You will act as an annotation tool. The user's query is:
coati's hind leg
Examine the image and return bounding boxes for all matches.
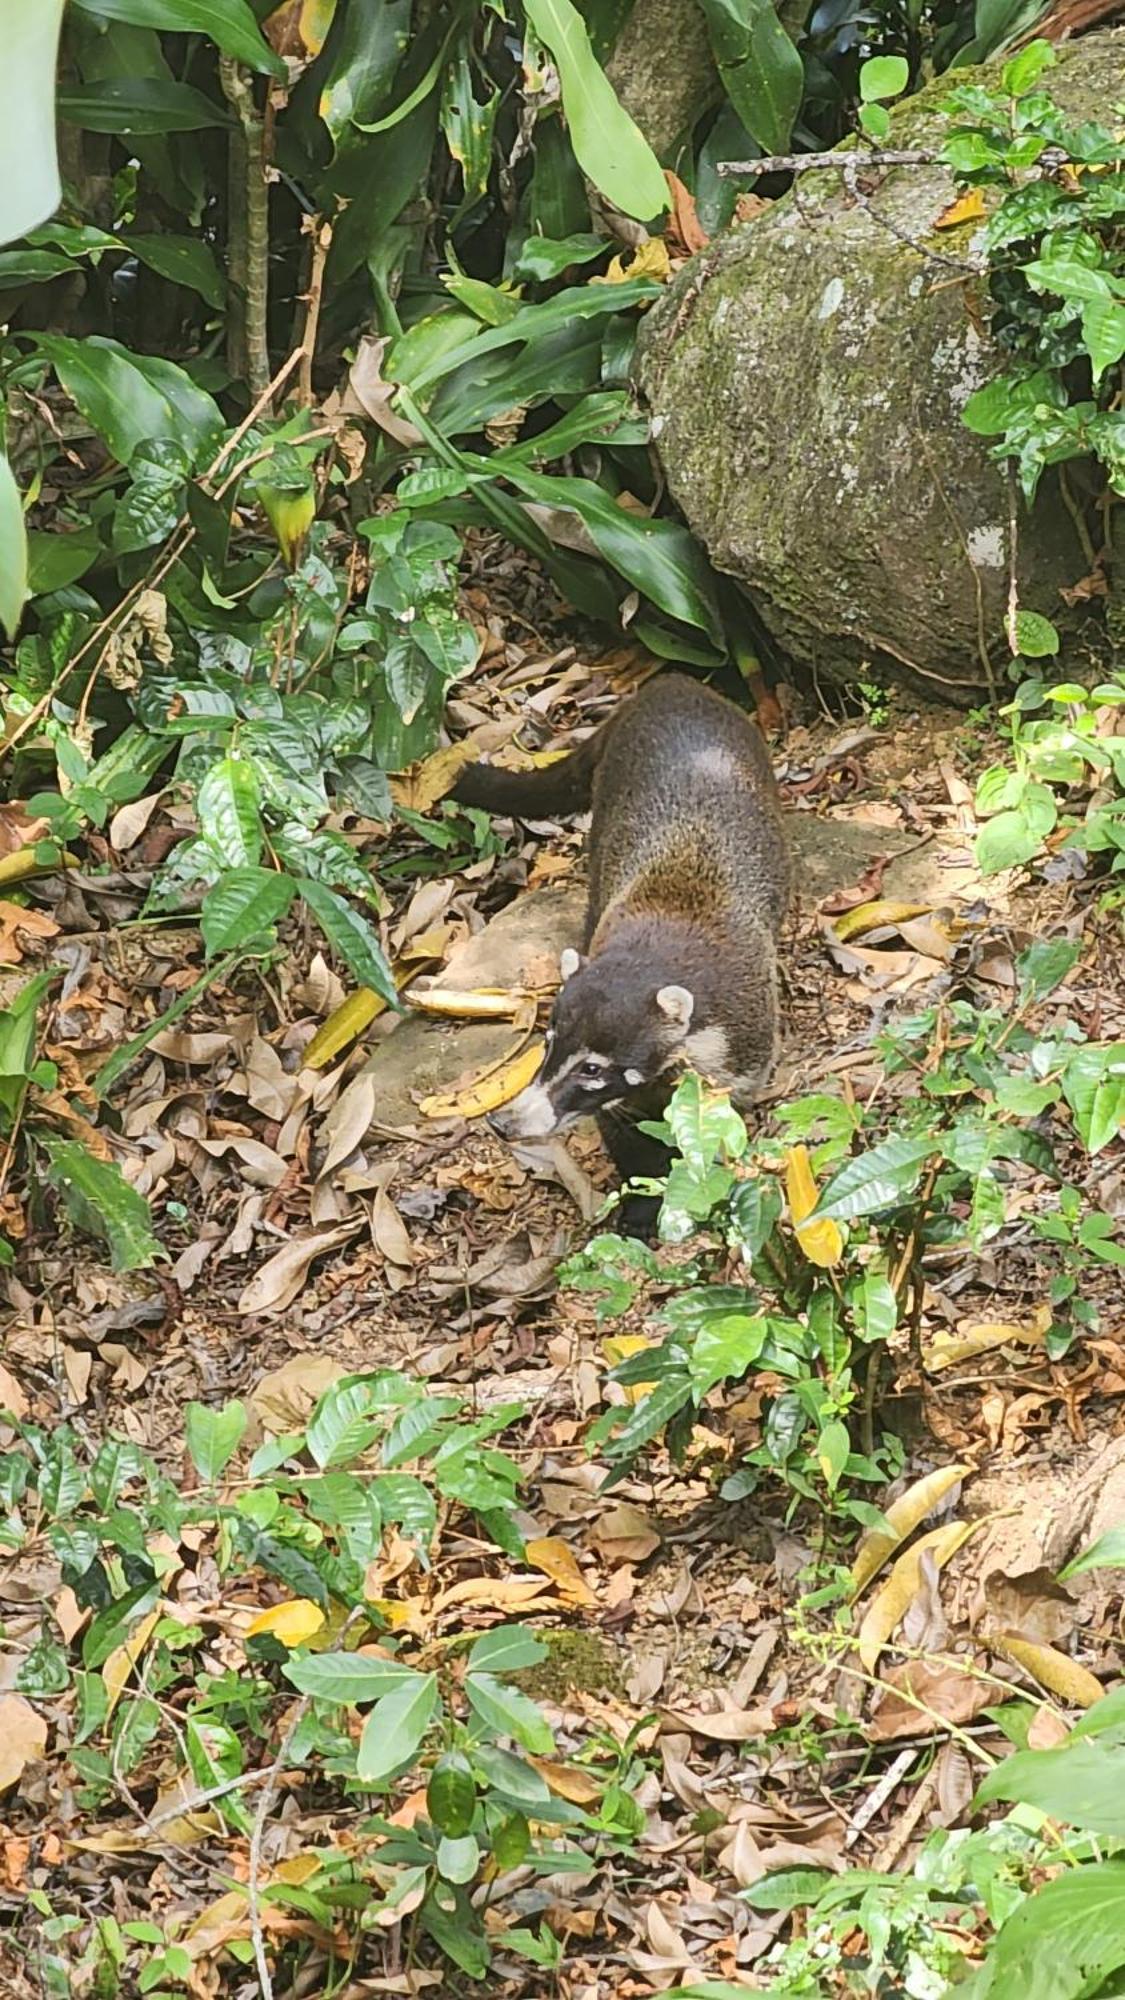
[596,1109,670,1240]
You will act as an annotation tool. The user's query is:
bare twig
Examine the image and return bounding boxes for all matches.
[718,146,940,179]
[1006,465,1021,655]
[248,1696,310,2000]
[297,215,333,409]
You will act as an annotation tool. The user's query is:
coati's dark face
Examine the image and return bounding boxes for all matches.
[489,947,702,1142]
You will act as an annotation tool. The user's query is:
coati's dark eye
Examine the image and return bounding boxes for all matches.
[579,1060,606,1083]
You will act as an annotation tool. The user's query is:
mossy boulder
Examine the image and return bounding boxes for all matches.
[635,32,1123,701]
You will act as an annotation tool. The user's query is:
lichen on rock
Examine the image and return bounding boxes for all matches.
[635,30,1124,700]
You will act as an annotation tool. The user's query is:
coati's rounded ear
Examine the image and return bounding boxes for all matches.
[559,947,582,981]
[656,984,695,1031]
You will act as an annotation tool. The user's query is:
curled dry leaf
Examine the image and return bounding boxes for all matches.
[0,1695,48,1792]
[525,1535,597,1608]
[924,1307,1050,1372]
[992,1632,1103,1709]
[318,1072,377,1178]
[857,1520,977,1673]
[589,1501,661,1566]
[832,898,931,943]
[528,1757,602,1805]
[409,987,532,1020]
[419,1036,545,1120]
[851,1463,971,1599]
[867,1658,994,1742]
[237,1222,361,1316]
[659,1702,776,1743]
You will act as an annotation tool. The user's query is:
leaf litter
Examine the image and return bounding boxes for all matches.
[3,579,1125,1996]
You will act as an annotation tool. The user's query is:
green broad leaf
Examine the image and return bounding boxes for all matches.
[121,233,227,309]
[40,1136,159,1271]
[306,1382,383,1470]
[467,1626,548,1676]
[316,0,412,144]
[298,880,398,1008]
[428,1750,477,1837]
[854,1272,897,1343]
[304,1471,383,1566]
[0,0,64,244]
[1016,937,1079,1000]
[814,1134,937,1223]
[465,1672,555,1754]
[1023,258,1114,302]
[666,1072,748,1176]
[498,462,724,643]
[698,0,804,156]
[604,1372,694,1461]
[35,334,223,467]
[689,1312,769,1396]
[436,1832,480,1884]
[26,525,101,594]
[371,1473,437,1542]
[58,77,230,133]
[197,757,263,870]
[858,102,891,140]
[355,1672,439,1785]
[962,378,1020,436]
[512,232,607,281]
[976,1745,1125,1836]
[284,1653,423,1703]
[1001,38,1055,95]
[0,454,27,640]
[976,805,1050,875]
[82,1582,162,1670]
[400,278,660,398]
[71,0,285,77]
[859,54,909,100]
[1062,1043,1125,1155]
[185,1401,246,1483]
[817,1418,851,1492]
[1059,1527,1125,1580]
[472,1745,553,1811]
[1014,610,1060,657]
[1083,297,1125,385]
[421,1889,490,1978]
[522,0,667,221]
[200,867,295,957]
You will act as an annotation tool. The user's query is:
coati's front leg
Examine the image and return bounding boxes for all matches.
[596,1107,670,1239]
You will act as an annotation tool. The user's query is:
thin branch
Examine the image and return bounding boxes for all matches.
[297,215,333,409]
[717,146,940,179]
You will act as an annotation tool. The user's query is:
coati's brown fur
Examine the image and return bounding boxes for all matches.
[452,673,790,1220]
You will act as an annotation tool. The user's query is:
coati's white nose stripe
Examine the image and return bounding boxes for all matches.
[499,1080,558,1137]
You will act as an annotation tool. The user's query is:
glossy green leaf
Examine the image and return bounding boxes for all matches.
[1014,610,1059,657]
[122,234,227,308]
[0,0,64,242]
[698,0,804,154]
[859,54,909,100]
[285,1652,423,1703]
[40,1136,160,1272]
[958,1857,1125,1999]
[26,525,102,595]
[58,77,231,132]
[71,0,285,77]
[465,1672,555,1754]
[0,454,27,640]
[317,0,413,146]
[522,0,668,222]
[35,335,223,466]
[814,1134,937,1223]
[466,1626,548,1675]
[298,879,398,1008]
[197,757,263,869]
[1083,297,1125,384]
[200,867,295,956]
[185,1400,247,1483]
[355,1672,439,1785]
[428,1751,477,1836]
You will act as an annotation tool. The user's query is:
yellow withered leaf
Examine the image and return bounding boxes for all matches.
[409,987,529,1021]
[923,1306,1051,1373]
[993,1634,1103,1710]
[526,1536,597,1608]
[245,1599,325,1649]
[785,1144,844,1268]
[603,1333,656,1402]
[303,988,387,1069]
[934,188,986,229]
[857,1520,977,1672]
[419,1036,545,1120]
[598,237,672,285]
[850,1462,971,1599]
[833,899,931,943]
[103,1611,160,1718]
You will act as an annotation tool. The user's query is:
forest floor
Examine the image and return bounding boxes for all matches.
[2,555,1124,1995]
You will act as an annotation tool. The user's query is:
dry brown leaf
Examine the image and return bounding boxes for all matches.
[659,1702,776,1743]
[109,792,163,852]
[992,1633,1103,1708]
[528,1757,602,1805]
[851,1463,971,1598]
[391,742,479,812]
[237,1222,361,1316]
[370,1188,414,1269]
[0,1362,29,1420]
[867,1658,993,1741]
[0,1696,47,1791]
[103,1610,160,1718]
[525,1536,597,1608]
[430,1576,557,1617]
[198,1136,288,1187]
[318,1073,377,1177]
[589,1502,661,1566]
[924,1308,1050,1372]
[857,1520,978,1672]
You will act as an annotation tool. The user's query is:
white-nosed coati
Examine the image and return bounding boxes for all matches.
[452,673,790,1223]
